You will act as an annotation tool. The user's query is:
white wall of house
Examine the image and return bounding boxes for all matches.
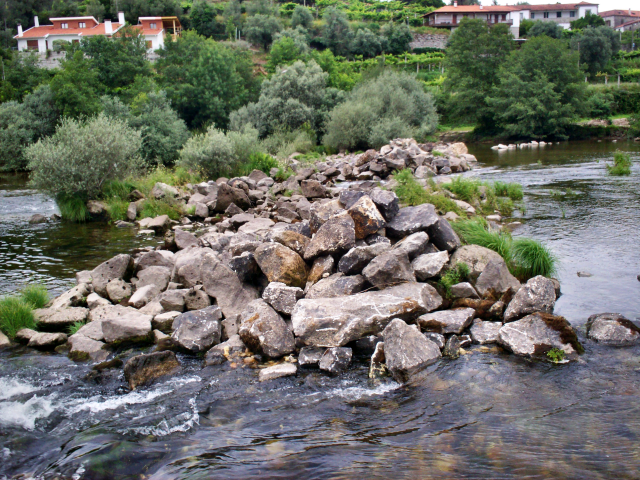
[144,32,164,51]
[578,5,598,17]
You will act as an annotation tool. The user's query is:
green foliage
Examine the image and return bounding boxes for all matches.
[324,70,438,151]
[68,320,86,336]
[453,219,514,262]
[527,21,563,39]
[570,11,605,30]
[191,0,225,38]
[178,126,237,178]
[380,22,413,55]
[0,296,36,340]
[291,5,314,29]
[139,198,182,220]
[352,28,383,58]
[105,198,130,222]
[443,176,480,202]
[547,347,565,363]
[322,7,354,57]
[438,262,470,299]
[118,0,182,24]
[27,114,143,200]
[493,181,523,200]
[240,152,279,176]
[0,52,54,103]
[20,285,49,309]
[606,151,632,176]
[511,237,557,279]
[267,37,304,72]
[245,14,282,50]
[49,51,102,118]
[587,91,616,120]
[519,19,534,38]
[571,27,618,77]
[56,193,90,222]
[392,169,463,214]
[487,36,585,139]
[273,26,310,53]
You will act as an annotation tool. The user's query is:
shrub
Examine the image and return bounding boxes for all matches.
[178,126,237,178]
[0,297,36,339]
[323,70,438,151]
[587,91,616,120]
[291,6,314,29]
[244,14,282,50]
[20,285,49,309]
[227,125,262,166]
[27,114,143,200]
[606,151,632,176]
[528,21,563,39]
[240,152,279,176]
[139,198,182,220]
[322,7,353,57]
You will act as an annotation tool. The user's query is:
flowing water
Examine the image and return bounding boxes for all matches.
[1,141,640,479]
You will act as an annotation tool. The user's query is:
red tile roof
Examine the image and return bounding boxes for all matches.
[130,25,164,36]
[16,22,123,39]
[615,18,640,28]
[599,10,640,17]
[525,2,597,11]
[428,5,520,14]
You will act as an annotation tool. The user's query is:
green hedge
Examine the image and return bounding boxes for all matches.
[586,85,640,115]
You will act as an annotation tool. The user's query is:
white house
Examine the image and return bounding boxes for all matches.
[599,9,640,28]
[133,16,182,51]
[14,13,125,53]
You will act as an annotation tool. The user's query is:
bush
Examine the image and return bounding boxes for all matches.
[322,7,353,57]
[244,14,282,50]
[139,198,183,220]
[239,152,279,176]
[587,91,616,120]
[20,285,49,309]
[0,296,36,339]
[528,21,563,39]
[27,114,143,200]
[323,70,438,151]
[291,6,314,29]
[606,151,632,176]
[178,126,237,178]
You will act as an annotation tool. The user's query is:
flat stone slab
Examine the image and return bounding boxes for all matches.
[418,308,475,335]
[258,363,297,382]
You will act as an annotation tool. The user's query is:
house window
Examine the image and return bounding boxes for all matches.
[150,23,157,29]
[78,22,86,28]
[520,13,524,20]
[586,9,591,15]
[502,14,506,21]
[61,23,68,29]
[557,12,562,18]
[544,12,549,18]
[26,39,38,50]
[570,11,576,17]
[531,13,535,19]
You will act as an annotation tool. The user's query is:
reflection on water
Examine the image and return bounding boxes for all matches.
[1,141,640,479]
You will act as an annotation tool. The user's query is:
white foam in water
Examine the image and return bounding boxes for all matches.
[127,397,200,437]
[0,378,38,401]
[322,380,401,401]
[0,395,55,430]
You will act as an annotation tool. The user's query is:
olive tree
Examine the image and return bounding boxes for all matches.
[528,21,563,39]
[178,126,237,178]
[352,28,383,58]
[322,7,353,57]
[245,14,282,50]
[291,6,314,29]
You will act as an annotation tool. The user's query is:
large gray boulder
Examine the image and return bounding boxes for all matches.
[385,204,439,238]
[254,243,309,289]
[91,254,133,296]
[33,307,89,332]
[157,289,189,312]
[106,279,132,303]
[449,245,503,282]
[305,274,367,299]
[128,285,158,309]
[27,332,68,349]
[292,282,442,347]
[418,307,475,334]
[212,183,250,212]
[171,306,223,353]
[498,312,583,358]
[304,212,356,260]
[362,250,415,289]
[136,250,175,273]
[427,217,461,252]
[174,229,199,250]
[412,251,449,281]
[347,196,386,240]
[204,334,246,365]
[391,232,429,260]
[262,282,304,315]
[68,334,109,362]
[503,275,555,322]
[238,299,295,358]
[369,189,399,222]
[124,351,180,390]
[382,319,441,383]
[586,313,640,346]
[475,258,521,300]
[309,199,344,233]
[50,283,90,310]
[101,311,152,344]
[469,319,502,344]
[201,253,259,319]
[172,247,215,288]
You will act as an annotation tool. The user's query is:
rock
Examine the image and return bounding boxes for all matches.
[469,319,502,344]
[128,285,157,309]
[151,182,179,199]
[272,230,310,257]
[87,292,110,309]
[230,213,255,228]
[305,274,367,299]
[498,312,583,358]
[221,315,240,340]
[301,179,327,198]
[50,283,90,310]
[577,271,593,278]
[101,311,152,344]
[75,270,93,285]
[304,212,356,260]
[213,183,250,212]
[201,254,259,319]
[171,306,223,353]
[412,251,449,281]
[306,255,334,286]
[418,308,475,334]
[298,346,326,366]
[91,254,133,297]
[237,217,275,235]
[136,250,175,272]
[369,189,400,221]
[33,307,89,332]
[228,252,259,283]
[27,332,68,349]
[16,328,38,344]
[475,258,521,300]
[449,245,504,282]
[238,300,295,358]
[292,282,442,347]
[386,204,439,238]
[75,320,105,341]
[147,215,171,233]
[174,229,198,250]
[258,363,297,382]
[225,203,244,216]
[347,196,386,240]
[309,199,344,233]
[157,289,188,312]
[337,243,390,275]
[382,319,441,383]
[254,243,308,288]
[136,265,172,294]
[152,311,181,333]
[204,334,246,365]
[443,335,462,358]
[68,335,109,362]
[126,202,137,221]
[86,200,107,217]
[392,232,429,260]
[319,347,352,373]
[338,190,367,209]
[184,287,211,311]
[362,250,415,289]
[449,282,479,299]
[106,279,132,303]
[369,342,386,378]
[503,275,555,322]
[424,332,445,349]
[427,217,461,253]
[0,331,10,348]
[586,313,640,346]
[262,282,304,315]
[29,214,47,224]
[124,351,180,390]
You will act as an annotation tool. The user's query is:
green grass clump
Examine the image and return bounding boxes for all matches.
[452,219,513,261]
[493,181,523,201]
[438,262,471,298]
[56,193,89,222]
[185,205,196,216]
[104,198,129,222]
[496,197,515,217]
[20,285,49,309]
[68,320,86,336]
[139,198,182,220]
[238,152,279,176]
[443,176,481,202]
[101,179,136,201]
[0,297,37,339]
[547,348,565,363]
[606,151,632,176]
[511,237,557,279]
[275,166,295,182]
[394,169,429,206]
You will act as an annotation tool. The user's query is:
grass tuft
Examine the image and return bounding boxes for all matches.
[493,181,524,200]
[511,237,557,279]
[444,176,481,202]
[438,262,471,298]
[139,198,182,220]
[56,193,89,222]
[452,219,513,261]
[393,170,465,215]
[606,151,632,176]
[20,285,49,309]
[238,152,279,176]
[68,320,86,336]
[104,198,129,222]
[0,297,37,339]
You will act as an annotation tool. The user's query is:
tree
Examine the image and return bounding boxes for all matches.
[51,0,79,17]
[487,36,585,139]
[273,26,310,53]
[27,114,142,200]
[519,19,534,37]
[178,126,237,178]
[0,51,53,103]
[156,32,258,129]
[352,28,383,58]
[381,22,413,54]
[266,37,304,72]
[324,70,438,151]
[244,14,282,50]
[49,51,103,118]
[570,11,605,30]
[246,0,277,17]
[443,19,514,127]
[595,25,621,55]
[587,91,615,120]
[118,0,181,24]
[223,0,243,36]
[291,6,314,30]
[528,21,563,39]
[84,0,106,20]
[322,7,353,57]
[571,27,612,76]
[191,0,224,38]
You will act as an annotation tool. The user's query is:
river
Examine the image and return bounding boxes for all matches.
[1,140,639,479]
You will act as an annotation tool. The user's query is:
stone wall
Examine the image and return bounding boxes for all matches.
[410,33,448,50]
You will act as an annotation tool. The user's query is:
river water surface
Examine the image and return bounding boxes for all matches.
[1,141,640,479]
